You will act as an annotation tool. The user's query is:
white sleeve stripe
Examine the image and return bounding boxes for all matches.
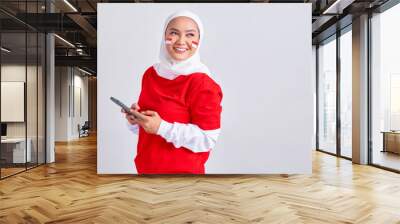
[204,129,221,141]
[126,122,139,135]
[157,120,220,153]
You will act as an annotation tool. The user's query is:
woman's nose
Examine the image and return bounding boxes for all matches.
[176,35,186,44]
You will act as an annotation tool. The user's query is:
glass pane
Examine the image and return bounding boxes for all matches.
[25,0,38,169]
[1,32,27,177]
[38,32,45,165]
[0,1,46,178]
[318,37,337,154]
[340,29,352,158]
[27,31,38,169]
[371,4,400,171]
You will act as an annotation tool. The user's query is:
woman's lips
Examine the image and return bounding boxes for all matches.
[173,46,188,54]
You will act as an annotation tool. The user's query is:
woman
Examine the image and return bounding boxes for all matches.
[123,10,223,174]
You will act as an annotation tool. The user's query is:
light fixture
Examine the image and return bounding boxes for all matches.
[63,0,78,12]
[78,67,93,76]
[76,48,84,55]
[54,34,75,48]
[1,47,11,53]
[322,0,354,15]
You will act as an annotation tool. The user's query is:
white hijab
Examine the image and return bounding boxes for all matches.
[153,10,210,80]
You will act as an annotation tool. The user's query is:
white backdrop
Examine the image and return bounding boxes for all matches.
[98,3,313,174]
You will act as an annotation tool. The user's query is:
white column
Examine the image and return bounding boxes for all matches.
[46,33,55,163]
[352,14,369,164]
[45,1,55,163]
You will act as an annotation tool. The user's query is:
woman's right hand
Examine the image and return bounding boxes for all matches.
[122,103,141,125]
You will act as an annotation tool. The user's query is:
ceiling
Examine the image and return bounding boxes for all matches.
[0,0,394,74]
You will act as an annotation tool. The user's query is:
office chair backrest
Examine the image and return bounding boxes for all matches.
[82,121,90,129]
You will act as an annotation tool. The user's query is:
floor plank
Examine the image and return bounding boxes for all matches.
[1,134,400,223]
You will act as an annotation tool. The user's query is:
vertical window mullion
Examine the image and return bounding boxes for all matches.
[25,0,28,171]
[336,30,341,157]
[367,11,373,165]
[316,45,320,150]
[36,0,39,167]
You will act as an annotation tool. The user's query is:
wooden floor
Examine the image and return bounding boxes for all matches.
[1,135,400,223]
[1,167,26,178]
[373,150,400,171]
[1,163,44,178]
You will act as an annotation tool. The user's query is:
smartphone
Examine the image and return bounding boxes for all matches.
[110,96,140,119]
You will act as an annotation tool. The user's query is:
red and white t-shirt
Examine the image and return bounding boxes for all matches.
[129,66,223,174]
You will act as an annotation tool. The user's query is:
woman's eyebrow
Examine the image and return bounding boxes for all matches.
[185,29,197,33]
[168,28,180,32]
[167,28,197,33]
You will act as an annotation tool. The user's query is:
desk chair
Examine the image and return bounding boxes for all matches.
[78,121,90,138]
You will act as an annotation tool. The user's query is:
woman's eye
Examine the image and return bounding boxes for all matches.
[186,33,195,37]
[170,31,178,35]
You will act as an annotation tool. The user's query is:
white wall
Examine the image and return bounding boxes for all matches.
[55,67,69,141]
[1,65,38,138]
[72,72,89,138]
[98,3,313,174]
[55,67,89,141]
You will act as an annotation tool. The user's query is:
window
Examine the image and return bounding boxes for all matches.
[339,28,352,158]
[371,3,400,171]
[318,36,337,154]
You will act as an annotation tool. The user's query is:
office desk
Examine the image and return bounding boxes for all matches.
[1,138,32,163]
[381,131,400,154]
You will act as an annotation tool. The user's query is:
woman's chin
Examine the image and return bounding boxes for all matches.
[171,55,190,62]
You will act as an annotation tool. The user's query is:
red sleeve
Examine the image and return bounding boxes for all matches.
[137,66,153,109]
[189,76,223,130]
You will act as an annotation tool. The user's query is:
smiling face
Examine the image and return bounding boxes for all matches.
[165,16,200,62]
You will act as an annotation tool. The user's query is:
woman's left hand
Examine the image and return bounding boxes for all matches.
[134,110,162,134]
